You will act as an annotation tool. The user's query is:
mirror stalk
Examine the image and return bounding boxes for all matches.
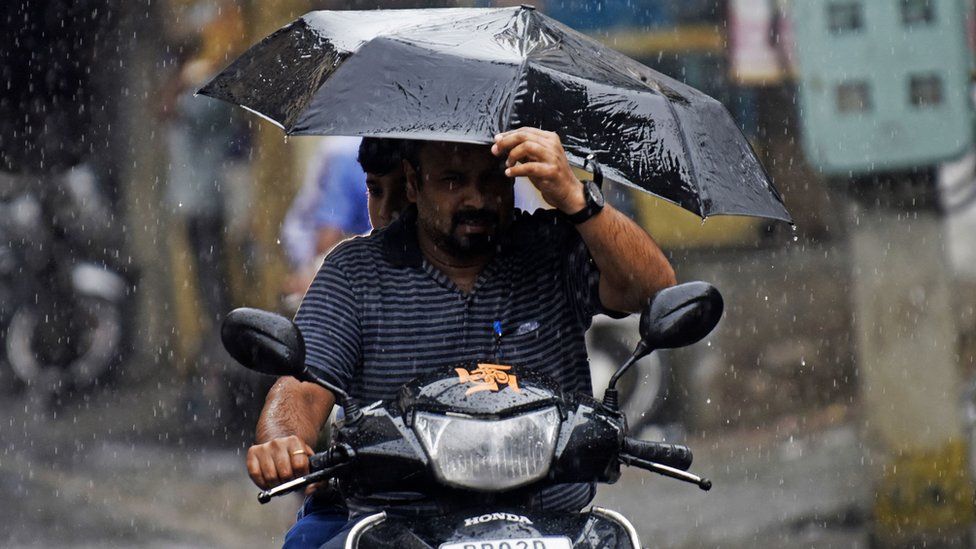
[301,368,361,423]
[603,340,650,411]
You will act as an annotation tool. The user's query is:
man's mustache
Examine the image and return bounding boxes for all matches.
[452,209,499,228]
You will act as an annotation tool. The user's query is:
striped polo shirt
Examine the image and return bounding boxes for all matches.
[295,205,621,514]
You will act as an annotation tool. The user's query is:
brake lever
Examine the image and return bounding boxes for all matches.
[258,468,332,504]
[257,444,357,503]
[619,453,712,491]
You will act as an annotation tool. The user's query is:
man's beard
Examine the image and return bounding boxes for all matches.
[421,208,501,259]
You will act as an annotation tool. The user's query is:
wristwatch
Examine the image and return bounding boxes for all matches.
[565,178,605,224]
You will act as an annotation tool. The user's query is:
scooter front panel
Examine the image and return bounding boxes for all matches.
[350,508,639,549]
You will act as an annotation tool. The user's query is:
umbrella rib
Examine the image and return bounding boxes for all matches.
[661,98,706,217]
[500,9,534,131]
[501,58,530,131]
[240,104,286,131]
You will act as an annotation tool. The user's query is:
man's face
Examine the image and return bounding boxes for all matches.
[406,141,514,259]
[366,167,408,230]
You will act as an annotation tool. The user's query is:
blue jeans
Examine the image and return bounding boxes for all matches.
[317,520,358,549]
[282,495,348,549]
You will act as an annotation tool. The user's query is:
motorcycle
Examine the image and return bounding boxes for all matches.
[0,165,137,398]
[221,281,723,548]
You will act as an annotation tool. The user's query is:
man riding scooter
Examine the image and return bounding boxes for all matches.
[247,128,676,548]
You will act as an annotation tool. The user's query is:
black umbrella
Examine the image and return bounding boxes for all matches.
[199,6,791,223]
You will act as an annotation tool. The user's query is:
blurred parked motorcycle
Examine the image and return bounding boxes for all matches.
[0,165,137,399]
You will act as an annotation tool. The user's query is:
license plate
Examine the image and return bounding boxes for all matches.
[439,537,572,549]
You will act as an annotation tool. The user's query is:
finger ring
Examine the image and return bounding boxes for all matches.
[291,449,307,456]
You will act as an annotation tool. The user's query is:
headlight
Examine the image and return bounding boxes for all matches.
[413,406,561,491]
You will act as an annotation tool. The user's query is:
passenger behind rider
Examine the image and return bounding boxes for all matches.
[358,137,408,231]
[249,128,676,548]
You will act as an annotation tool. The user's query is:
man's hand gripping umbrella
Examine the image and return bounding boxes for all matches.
[492,127,675,313]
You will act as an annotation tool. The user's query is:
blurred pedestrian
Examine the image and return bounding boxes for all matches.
[160,46,244,427]
[163,56,235,322]
[281,137,371,301]
[280,137,409,310]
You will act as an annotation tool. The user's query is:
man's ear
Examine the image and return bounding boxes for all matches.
[403,159,419,203]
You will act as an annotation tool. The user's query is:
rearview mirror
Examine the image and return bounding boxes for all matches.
[603,282,723,410]
[638,281,723,357]
[221,308,307,379]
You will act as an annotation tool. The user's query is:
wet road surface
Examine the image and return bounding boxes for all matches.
[0,377,294,547]
[595,421,868,548]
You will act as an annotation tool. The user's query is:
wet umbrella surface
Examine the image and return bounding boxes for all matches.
[200,6,791,222]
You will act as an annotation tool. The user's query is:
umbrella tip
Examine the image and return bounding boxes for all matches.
[520,4,536,10]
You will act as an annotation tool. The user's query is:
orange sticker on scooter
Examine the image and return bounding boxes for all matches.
[455,363,521,395]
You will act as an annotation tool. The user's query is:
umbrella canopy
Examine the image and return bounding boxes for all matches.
[200,6,791,223]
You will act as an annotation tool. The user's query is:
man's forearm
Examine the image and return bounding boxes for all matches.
[256,376,334,447]
[575,204,676,313]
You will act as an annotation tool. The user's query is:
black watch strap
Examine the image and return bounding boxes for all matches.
[566,199,599,224]
[566,179,604,225]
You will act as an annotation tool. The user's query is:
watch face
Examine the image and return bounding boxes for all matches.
[586,180,605,208]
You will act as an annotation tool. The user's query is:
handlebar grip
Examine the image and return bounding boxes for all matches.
[308,451,331,472]
[307,443,355,472]
[622,438,693,471]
